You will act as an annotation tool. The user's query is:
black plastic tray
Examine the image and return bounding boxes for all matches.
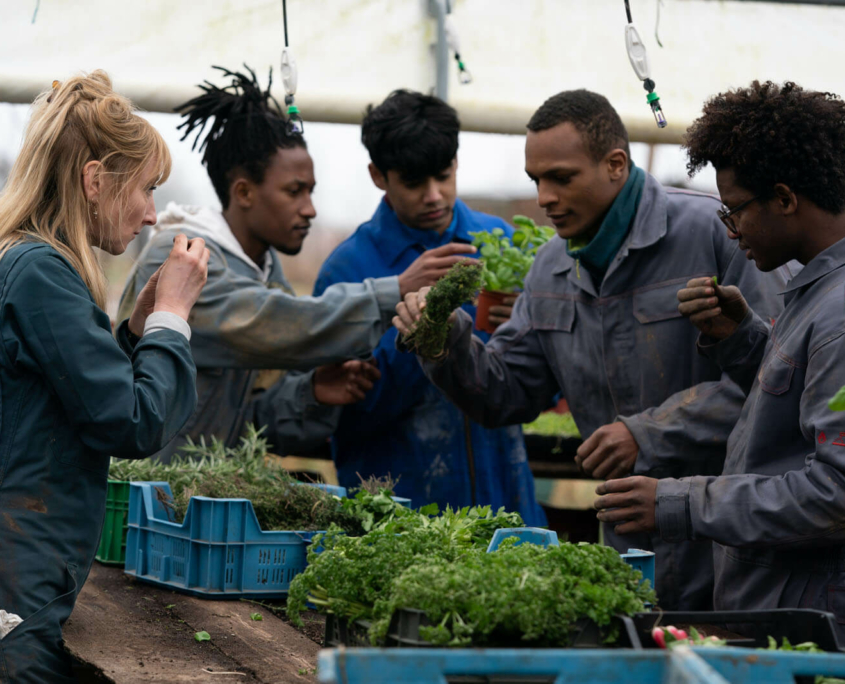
[325,609,643,649]
[633,609,844,652]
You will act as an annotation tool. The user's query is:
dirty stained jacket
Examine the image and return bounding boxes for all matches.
[420,175,788,610]
[118,204,402,461]
[314,198,545,525]
[656,236,845,633]
[0,243,197,683]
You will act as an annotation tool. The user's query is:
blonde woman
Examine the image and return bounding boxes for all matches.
[0,72,209,682]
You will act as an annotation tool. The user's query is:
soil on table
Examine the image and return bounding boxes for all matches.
[64,564,323,684]
[257,599,327,645]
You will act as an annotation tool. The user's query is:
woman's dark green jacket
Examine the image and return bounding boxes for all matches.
[0,243,197,682]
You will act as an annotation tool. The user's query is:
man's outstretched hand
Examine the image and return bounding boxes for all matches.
[397,243,477,297]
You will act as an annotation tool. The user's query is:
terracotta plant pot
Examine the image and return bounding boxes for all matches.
[475,288,511,334]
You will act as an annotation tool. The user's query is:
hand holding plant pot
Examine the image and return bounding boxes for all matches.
[471,216,555,333]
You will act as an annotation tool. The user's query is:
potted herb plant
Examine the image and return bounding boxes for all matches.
[471,216,556,333]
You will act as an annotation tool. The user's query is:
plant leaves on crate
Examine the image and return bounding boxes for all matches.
[286,505,523,632]
[109,425,406,535]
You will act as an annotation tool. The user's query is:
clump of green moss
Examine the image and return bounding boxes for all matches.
[403,260,482,358]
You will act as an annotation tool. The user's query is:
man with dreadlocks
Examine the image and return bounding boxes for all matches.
[593,81,845,628]
[118,67,473,462]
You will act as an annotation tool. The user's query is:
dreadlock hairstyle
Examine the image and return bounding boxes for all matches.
[176,65,305,209]
[685,81,845,215]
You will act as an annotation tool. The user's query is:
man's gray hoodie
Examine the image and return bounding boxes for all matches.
[117,203,401,461]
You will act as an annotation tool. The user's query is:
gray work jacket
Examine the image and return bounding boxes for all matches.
[421,174,788,610]
[657,236,845,630]
[118,206,401,462]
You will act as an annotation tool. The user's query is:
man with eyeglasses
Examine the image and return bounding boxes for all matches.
[592,80,845,631]
[393,89,790,611]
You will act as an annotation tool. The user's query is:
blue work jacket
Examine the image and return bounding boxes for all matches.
[314,198,546,526]
[0,244,197,683]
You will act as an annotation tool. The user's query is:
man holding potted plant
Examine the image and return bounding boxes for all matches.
[394,89,790,610]
[472,217,556,333]
[314,90,545,526]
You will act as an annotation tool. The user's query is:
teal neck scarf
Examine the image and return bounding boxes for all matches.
[566,163,646,283]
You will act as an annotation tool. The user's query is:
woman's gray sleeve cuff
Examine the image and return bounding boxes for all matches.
[144,311,191,341]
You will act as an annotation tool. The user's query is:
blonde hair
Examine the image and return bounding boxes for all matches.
[0,70,171,308]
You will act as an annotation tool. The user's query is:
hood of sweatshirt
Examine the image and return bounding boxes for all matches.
[154,202,272,282]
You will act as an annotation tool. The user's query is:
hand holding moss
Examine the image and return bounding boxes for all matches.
[677,275,748,340]
[394,261,482,358]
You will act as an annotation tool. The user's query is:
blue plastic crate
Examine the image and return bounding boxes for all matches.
[620,548,656,590]
[696,646,845,684]
[317,646,845,684]
[485,528,654,589]
[305,483,348,498]
[124,481,345,598]
[316,647,728,684]
[486,526,560,552]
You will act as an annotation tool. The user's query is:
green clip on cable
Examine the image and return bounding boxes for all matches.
[281,0,304,134]
[625,0,667,129]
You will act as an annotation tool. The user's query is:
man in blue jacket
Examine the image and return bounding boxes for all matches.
[314,90,545,526]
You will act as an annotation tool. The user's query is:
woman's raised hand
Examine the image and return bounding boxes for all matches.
[153,234,210,320]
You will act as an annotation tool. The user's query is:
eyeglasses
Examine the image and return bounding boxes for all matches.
[717,195,760,234]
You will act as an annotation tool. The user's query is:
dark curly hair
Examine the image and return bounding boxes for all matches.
[175,65,306,209]
[362,90,459,183]
[527,90,630,162]
[685,81,845,215]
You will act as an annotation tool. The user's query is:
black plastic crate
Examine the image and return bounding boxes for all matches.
[324,612,373,647]
[633,609,844,652]
[325,608,643,649]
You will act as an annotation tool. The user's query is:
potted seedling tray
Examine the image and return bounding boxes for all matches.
[324,610,643,650]
[634,609,844,652]
[124,481,346,598]
[324,527,655,649]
